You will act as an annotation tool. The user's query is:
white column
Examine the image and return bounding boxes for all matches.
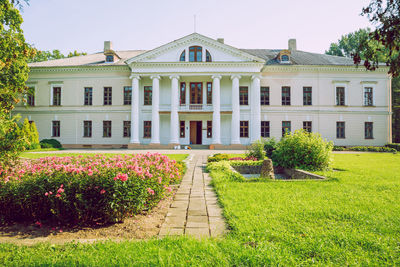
[130,74,140,144]
[231,75,241,144]
[170,75,180,144]
[212,75,222,144]
[150,75,160,144]
[251,75,261,142]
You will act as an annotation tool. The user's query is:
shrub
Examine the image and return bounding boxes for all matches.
[272,130,333,171]
[0,112,26,168]
[0,153,183,225]
[348,146,396,153]
[263,138,278,158]
[333,146,346,151]
[246,139,265,160]
[40,139,62,149]
[29,122,40,149]
[207,153,230,163]
[386,143,400,151]
[206,161,244,182]
[229,156,258,161]
[229,160,264,167]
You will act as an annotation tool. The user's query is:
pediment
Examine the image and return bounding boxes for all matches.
[125,33,265,64]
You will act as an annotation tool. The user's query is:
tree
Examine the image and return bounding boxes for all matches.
[29,49,87,63]
[353,0,400,77]
[29,121,39,149]
[327,28,400,143]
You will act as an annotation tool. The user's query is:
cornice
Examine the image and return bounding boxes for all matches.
[262,65,390,73]
[29,65,130,73]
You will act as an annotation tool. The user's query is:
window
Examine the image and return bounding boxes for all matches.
[207,82,212,104]
[303,87,312,106]
[303,121,312,133]
[144,86,152,105]
[123,121,131,137]
[364,87,373,106]
[143,121,151,138]
[180,121,185,138]
[106,55,114,62]
[206,50,212,62]
[282,121,291,137]
[104,87,112,105]
[282,87,291,105]
[240,86,248,105]
[207,121,212,138]
[84,87,92,106]
[103,121,112,137]
[27,87,35,106]
[336,87,345,106]
[336,122,345,139]
[365,122,373,139]
[83,121,92,137]
[53,87,61,106]
[240,121,249,138]
[281,55,289,62]
[261,121,270,138]
[179,50,185,61]
[52,121,60,137]
[189,46,202,62]
[180,83,186,105]
[124,86,132,105]
[260,87,270,105]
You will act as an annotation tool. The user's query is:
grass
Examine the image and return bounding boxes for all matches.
[20,152,188,162]
[1,153,399,265]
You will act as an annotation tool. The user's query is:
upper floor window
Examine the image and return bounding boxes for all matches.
[260,87,270,105]
[206,50,212,62]
[144,86,152,105]
[180,82,186,105]
[303,87,312,106]
[189,46,202,62]
[207,82,212,104]
[124,86,132,105]
[364,87,373,106]
[282,86,291,105]
[104,87,112,105]
[27,87,35,106]
[239,86,248,105]
[281,55,289,62]
[53,87,61,106]
[106,55,114,63]
[179,51,185,62]
[84,87,93,106]
[336,86,346,106]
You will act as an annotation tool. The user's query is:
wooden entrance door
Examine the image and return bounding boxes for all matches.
[190,83,203,104]
[190,121,202,144]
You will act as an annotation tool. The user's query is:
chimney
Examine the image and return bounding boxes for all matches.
[104,41,113,52]
[217,38,224,44]
[288,39,297,51]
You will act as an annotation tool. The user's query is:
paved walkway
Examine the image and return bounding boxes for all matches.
[159,155,227,238]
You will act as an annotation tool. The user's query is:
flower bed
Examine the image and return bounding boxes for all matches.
[0,153,184,225]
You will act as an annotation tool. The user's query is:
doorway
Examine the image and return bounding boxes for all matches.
[190,121,202,144]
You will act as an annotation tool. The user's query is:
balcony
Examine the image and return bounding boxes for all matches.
[179,104,213,112]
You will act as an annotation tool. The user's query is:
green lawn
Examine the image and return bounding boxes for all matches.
[20,152,188,162]
[1,153,399,266]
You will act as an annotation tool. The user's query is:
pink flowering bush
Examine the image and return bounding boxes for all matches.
[0,153,184,225]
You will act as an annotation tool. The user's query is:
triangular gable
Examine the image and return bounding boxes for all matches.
[125,33,265,64]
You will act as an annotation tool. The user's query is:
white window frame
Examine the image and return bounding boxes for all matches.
[50,83,63,106]
[333,82,348,106]
[362,83,376,106]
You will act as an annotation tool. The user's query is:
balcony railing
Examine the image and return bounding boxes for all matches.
[179,104,213,112]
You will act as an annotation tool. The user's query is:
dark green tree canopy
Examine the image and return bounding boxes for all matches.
[29,49,87,63]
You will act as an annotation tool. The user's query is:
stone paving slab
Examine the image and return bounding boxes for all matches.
[159,154,228,238]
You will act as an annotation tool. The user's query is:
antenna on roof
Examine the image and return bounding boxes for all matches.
[194,14,196,33]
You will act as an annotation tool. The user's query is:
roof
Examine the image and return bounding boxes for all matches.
[28,47,359,67]
[240,49,357,66]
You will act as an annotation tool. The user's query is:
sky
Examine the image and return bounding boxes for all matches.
[20,0,374,55]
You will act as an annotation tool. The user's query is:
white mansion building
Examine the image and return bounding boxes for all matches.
[17,33,392,149]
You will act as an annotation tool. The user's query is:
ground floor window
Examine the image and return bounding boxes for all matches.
[83,120,92,137]
[303,121,312,133]
[365,122,373,139]
[180,121,185,138]
[207,121,212,138]
[52,120,60,137]
[123,121,131,137]
[282,121,291,136]
[103,121,112,137]
[336,121,345,139]
[261,121,270,137]
[143,121,151,138]
[240,121,249,138]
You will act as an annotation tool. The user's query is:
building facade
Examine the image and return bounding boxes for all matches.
[16,33,392,149]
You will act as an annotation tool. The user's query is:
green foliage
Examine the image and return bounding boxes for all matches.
[207,153,230,163]
[333,146,346,151]
[333,145,397,153]
[0,112,26,168]
[206,161,245,183]
[229,160,263,167]
[272,130,333,171]
[245,139,265,160]
[29,49,87,63]
[263,138,278,158]
[40,138,62,149]
[386,143,400,151]
[19,118,39,150]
